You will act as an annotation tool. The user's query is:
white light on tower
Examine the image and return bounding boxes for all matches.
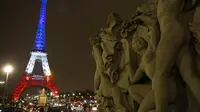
[45,72,51,76]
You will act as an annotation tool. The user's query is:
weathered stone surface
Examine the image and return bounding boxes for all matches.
[90,1,200,111]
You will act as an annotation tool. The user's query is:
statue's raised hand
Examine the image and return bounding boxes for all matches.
[189,23,200,39]
[133,14,157,26]
[189,23,200,54]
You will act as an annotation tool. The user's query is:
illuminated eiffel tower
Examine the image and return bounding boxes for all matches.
[10,0,59,101]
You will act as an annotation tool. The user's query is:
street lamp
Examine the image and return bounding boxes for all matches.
[0,81,5,84]
[3,65,13,95]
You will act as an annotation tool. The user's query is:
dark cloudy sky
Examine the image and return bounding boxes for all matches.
[0,0,145,93]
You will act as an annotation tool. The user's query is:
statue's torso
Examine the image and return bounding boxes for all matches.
[141,48,156,80]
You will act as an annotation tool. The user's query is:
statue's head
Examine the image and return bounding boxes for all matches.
[89,33,101,46]
[99,29,119,41]
[136,0,158,17]
[132,37,148,55]
[101,13,122,40]
[107,13,122,28]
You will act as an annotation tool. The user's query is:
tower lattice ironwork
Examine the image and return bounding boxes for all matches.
[10,0,59,101]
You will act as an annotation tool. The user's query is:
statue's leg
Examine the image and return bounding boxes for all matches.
[138,78,177,112]
[177,45,200,104]
[155,0,186,112]
[94,70,101,92]
[105,107,113,112]
[186,86,200,112]
[102,98,114,112]
[137,90,155,112]
[112,86,131,112]
[128,85,151,112]
[128,84,151,104]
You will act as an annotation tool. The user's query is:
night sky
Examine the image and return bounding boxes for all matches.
[0,0,145,93]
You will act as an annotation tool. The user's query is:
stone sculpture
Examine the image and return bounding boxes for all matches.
[90,34,115,112]
[90,0,200,111]
[90,13,134,112]
[130,14,190,112]
[154,0,200,112]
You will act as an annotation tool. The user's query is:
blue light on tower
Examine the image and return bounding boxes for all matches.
[34,0,48,52]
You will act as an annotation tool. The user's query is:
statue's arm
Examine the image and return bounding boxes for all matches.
[93,44,104,70]
[126,63,136,84]
[134,15,160,50]
[94,69,101,92]
[134,14,157,26]
[189,23,200,42]
[130,65,144,84]
[90,35,103,65]
[121,38,130,64]
[189,23,200,54]
[91,42,104,92]
[149,23,160,50]
[121,38,139,84]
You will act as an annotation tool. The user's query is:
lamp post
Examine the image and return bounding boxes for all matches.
[3,65,13,97]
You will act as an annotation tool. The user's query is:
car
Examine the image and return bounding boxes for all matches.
[71,104,84,111]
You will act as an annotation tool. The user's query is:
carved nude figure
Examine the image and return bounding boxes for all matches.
[188,5,200,112]
[90,35,103,93]
[189,3,200,56]
[100,14,132,112]
[128,14,183,112]
[154,0,200,111]
[90,34,115,112]
[90,13,133,112]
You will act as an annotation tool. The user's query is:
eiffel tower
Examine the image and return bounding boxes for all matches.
[10,0,59,101]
